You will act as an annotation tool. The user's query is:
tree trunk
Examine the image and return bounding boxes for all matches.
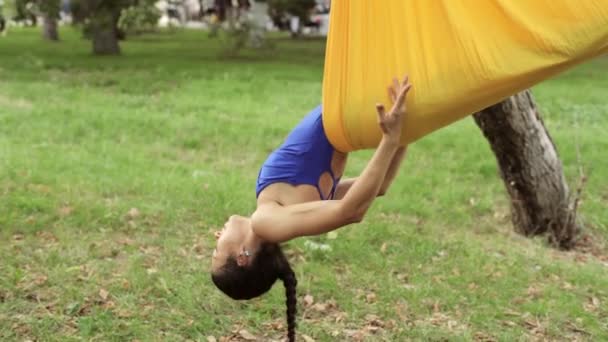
[42,13,59,41]
[90,10,121,55]
[92,28,120,55]
[473,90,579,249]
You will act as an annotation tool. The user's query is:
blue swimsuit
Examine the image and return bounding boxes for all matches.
[256,105,340,200]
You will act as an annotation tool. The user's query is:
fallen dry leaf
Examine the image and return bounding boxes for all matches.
[474,331,497,342]
[310,302,326,312]
[583,296,601,312]
[303,294,314,307]
[343,329,366,341]
[58,206,73,217]
[502,320,517,327]
[126,207,140,219]
[115,309,132,318]
[117,237,136,246]
[503,309,521,317]
[238,329,257,341]
[36,231,58,243]
[561,281,574,290]
[206,337,217,342]
[99,288,109,301]
[432,301,441,313]
[365,314,385,328]
[380,243,387,253]
[366,292,377,303]
[102,300,115,309]
[396,273,409,282]
[263,320,284,331]
[33,274,48,286]
[302,334,315,342]
[526,286,542,299]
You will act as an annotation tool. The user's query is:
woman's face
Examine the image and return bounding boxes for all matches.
[211,215,251,271]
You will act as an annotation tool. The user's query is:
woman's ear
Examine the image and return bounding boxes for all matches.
[236,250,251,267]
[236,255,247,267]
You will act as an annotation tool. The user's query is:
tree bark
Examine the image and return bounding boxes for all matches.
[90,10,121,55]
[42,12,59,41]
[473,90,579,249]
[92,27,120,55]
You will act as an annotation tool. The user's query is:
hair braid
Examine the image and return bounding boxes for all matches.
[281,269,298,342]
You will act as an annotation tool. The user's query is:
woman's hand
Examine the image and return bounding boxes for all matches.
[376,75,412,144]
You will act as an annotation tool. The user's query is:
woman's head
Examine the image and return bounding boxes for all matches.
[211,216,298,341]
[211,215,260,271]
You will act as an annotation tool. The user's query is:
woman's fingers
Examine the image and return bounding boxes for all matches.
[376,103,386,120]
[388,86,396,103]
[402,83,412,96]
[395,83,411,106]
[393,77,400,94]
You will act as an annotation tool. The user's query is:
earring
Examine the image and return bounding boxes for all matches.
[240,250,251,257]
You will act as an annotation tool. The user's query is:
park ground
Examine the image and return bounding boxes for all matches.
[0,28,607,341]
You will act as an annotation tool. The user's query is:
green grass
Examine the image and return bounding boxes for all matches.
[1,27,607,341]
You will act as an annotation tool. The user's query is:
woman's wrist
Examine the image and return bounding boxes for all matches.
[381,133,401,148]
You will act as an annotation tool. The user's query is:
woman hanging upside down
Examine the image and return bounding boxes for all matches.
[211,75,412,341]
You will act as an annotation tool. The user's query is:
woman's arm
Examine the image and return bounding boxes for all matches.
[334,77,411,200]
[378,145,407,196]
[333,145,407,199]
[252,76,412,243]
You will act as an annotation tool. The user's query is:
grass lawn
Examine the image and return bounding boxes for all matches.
[0,28,607,341]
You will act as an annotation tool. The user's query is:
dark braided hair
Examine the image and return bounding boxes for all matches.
[211,243,298,341]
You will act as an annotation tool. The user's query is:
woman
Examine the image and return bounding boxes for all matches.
[211,75,412,341]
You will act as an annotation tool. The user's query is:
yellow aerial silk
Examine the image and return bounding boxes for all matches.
[322,0,608,152]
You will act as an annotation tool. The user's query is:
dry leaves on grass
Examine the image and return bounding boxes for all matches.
[58,205,73,217]
[17,273,48,292]
[522,316,547,337]
[365,292,377,303]
[36,231,58,243]
[126,207,140,219]
[566,320,591,337]
[301,334,315,342]
[473,331,498,342]
[98,288,109,301]
[303,294,314,307]
[340,315,395,342]
[237,329,257,341]
[526,285,544,300]
[209,328,274,342]
[301,294,345,323]
[380,242,388,253]
[583,296,601,312]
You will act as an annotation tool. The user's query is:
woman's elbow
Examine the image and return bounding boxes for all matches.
[340,204,366,224]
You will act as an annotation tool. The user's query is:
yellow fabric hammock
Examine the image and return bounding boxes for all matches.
[322,0,608,152]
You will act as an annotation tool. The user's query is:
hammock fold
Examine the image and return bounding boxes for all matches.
[322,0,608,152]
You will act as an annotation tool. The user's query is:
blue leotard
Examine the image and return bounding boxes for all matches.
[256,105,340,200]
